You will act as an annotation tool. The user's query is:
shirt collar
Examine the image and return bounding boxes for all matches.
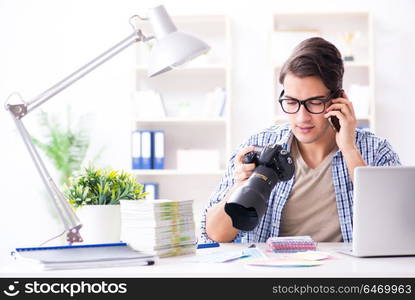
[277,123,363,158]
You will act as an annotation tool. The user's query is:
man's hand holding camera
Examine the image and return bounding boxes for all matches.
[234,146,256,182]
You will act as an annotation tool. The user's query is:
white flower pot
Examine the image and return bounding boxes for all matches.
[76,205,121,244]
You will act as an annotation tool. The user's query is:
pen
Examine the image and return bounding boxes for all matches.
[197,242,220,249]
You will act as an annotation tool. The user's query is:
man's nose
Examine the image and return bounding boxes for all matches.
[296,104,312,122]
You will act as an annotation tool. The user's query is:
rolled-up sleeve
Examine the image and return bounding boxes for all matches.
[199,143,248,243]
[374,139,401,166]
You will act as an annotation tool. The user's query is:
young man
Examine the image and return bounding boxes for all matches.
[200,37,401,244]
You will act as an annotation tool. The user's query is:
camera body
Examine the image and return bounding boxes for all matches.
[224,143,295,231]
[243,144,294,181]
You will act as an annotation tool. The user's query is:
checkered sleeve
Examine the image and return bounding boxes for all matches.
[374,139,401,166]
[198,142,249,243]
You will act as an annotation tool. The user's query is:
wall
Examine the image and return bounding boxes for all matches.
[0,0,414,267]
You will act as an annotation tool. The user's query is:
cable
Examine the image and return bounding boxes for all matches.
[39,230,67,247]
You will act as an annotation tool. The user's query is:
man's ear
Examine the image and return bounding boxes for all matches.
[341,89,349,99]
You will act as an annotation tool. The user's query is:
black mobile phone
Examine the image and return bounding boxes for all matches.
[329,116,341,132]
[328,89,344,132]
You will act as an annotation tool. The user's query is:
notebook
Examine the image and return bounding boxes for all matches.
[246,258,323,268]
[266,236,317,253]
[11,243,157,271]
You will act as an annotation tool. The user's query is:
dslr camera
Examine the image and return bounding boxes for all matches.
[224,143,295,231]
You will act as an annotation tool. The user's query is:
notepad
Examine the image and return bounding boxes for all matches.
[11,243,156,271]
[246,258,323,268]
[266,236,317,253]
[290,251,330,261]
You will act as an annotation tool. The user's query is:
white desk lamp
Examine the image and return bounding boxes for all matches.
[4,5,210,245]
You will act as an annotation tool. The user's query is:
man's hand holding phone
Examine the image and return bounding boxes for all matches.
[324,90,358,152]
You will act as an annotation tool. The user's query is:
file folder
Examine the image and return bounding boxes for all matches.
[141,130,153,169]
[144,183,159,200]
[152,130,165,169]
[131,130,142,169]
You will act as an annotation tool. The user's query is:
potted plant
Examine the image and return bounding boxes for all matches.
[32,107,99,186]
[65,166,147,244]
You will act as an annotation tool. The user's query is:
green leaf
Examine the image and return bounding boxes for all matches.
[31,106,96,186]
[64,165,147,207]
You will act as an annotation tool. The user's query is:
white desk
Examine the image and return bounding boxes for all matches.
[1,243,415,278]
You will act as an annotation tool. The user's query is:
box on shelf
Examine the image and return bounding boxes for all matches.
[202,87,226,118]
[177,149,220,171]
[132,90,166,120]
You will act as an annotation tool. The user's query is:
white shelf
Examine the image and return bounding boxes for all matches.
[273,61,370,69]
[356,116,371,121]
[137,14,228,29]
[273,11,371,17]
[132,14,231,213]
[344,62,370,68]
[135,117,226,125]
[271,11,375,131]
[172,15,228,23]
[136,64,227,71]
[275,116,288,123]
[274,116,372,123]
[132,169,225,176]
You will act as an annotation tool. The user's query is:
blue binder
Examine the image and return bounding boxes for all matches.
[141,130,153,169]
[144,182,159,200]
[131,130,142,169]
[152,130,165,169]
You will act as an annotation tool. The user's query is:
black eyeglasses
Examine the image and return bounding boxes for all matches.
[278,90,340,114]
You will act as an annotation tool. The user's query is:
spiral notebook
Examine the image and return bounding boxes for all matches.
[11,243,156,271]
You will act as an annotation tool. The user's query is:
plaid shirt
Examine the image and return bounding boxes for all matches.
[199,123,401,243]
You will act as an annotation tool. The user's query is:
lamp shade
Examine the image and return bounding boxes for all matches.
[147,6,210,77]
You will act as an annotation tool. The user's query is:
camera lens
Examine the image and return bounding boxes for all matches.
[225,144,295,231]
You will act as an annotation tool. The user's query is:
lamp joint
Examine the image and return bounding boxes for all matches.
[7,103,27,119]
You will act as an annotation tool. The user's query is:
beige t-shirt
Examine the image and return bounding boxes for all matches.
[279,139,343,242]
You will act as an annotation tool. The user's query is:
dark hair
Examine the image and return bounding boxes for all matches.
[279,37,344,92]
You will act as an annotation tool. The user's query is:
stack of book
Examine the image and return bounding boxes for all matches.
[266,236,317,253]
[120,199,197,257]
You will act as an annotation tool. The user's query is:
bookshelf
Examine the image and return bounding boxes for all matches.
[270,11,375,132]
[131,15,231,229]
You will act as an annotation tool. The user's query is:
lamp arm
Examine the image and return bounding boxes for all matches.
[5,27,151,244]
[28,31,143,115]
[10,112,83,244]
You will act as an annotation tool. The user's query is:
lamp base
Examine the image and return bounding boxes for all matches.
[66,224,83,245]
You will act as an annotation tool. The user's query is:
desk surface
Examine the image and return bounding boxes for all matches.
[1,243,415,278]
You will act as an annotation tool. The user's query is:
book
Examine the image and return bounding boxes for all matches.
[11,243,156,271]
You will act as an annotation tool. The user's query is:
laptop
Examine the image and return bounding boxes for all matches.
[340,166,415,257]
